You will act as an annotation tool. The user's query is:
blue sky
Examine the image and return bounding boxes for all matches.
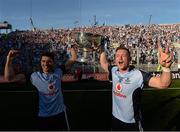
[0,0,179,30]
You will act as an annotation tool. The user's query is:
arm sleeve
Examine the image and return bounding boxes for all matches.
[30,73,36,86]
[140,70,153,87]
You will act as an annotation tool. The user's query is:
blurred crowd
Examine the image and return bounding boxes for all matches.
[0,24,179,74]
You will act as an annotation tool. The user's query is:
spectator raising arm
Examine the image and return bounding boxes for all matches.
[4,50,26,82]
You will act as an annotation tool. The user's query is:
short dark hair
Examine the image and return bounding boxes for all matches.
[40,52,55,61]
[115,45,131,58]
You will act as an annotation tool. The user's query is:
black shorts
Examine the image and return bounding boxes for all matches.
[112,115,139,131]
[37,112,68,131]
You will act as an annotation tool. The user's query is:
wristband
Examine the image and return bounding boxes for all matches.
[162,67,171,72]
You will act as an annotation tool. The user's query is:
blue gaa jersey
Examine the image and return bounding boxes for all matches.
[30,68,64,117]
[110,66,152,123]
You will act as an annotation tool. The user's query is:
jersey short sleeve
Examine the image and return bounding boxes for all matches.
[140,70,153,87]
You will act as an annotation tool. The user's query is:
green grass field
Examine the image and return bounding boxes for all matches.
[169,79,180,88]
[141,79,180,130]
[0,80,180,130]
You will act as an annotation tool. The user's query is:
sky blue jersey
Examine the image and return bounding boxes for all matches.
[30,68,64,117]
[110,66,152,123]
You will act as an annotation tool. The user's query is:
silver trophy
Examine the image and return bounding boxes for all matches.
[75,32,103,62]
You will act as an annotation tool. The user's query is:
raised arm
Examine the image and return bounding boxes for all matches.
[100,51,109,72]
[4,50,26,82]
[148,40,173,89]
[65,46,77,71]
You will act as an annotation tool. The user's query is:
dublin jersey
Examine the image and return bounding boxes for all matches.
[110,66,152,123]
[30,68,64,117]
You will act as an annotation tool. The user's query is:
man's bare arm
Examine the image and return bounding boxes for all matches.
[100,51,109,72]
[65,47,77,71]
[4,50,26,82]
[149,40,173,89]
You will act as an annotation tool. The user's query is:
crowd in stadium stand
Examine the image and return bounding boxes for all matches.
[0,24,179,75]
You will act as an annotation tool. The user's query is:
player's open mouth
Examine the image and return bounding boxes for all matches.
[119,61,123,64]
